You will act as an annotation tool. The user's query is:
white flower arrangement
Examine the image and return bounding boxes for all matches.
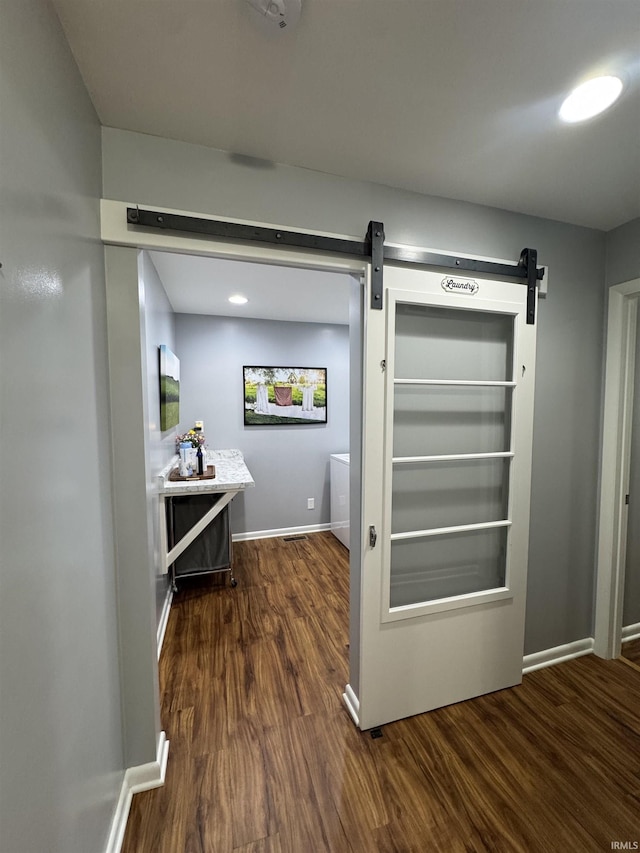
[176,430,206,449]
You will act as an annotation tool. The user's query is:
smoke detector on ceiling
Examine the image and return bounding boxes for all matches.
[245,0,302,33]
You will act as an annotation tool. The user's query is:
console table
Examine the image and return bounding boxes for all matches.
[157,449,254,589]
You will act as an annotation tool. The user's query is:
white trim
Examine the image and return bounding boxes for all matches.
[157,586,173,660]
[232,522,331,542]
[622,622,640,643]
[394,379,516,387]
[385,586,513,622]
[595,278,640,658]
[522,638,594,674]
[104,732,169,853]
[104,777,131,853]
[393,452,514,464]
[129,732,170,793]
[390,519,511,541]
[342,683,360,726]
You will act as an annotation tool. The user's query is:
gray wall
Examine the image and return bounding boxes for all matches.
[605,218,640,288]
[0,2,124,851]
[141,253,177,626]
[175,314,350,534]
[102,127,606,657]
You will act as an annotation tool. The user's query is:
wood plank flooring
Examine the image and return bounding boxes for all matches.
[123,532,640,852]
[622,637,640,666]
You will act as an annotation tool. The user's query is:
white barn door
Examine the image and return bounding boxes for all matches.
[353,264,537,730]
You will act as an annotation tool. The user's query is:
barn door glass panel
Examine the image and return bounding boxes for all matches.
[390,527,509,608]
[391,458,510,534]
[390,301,515,608]
[394,304,513,381]
[393,385,513,457]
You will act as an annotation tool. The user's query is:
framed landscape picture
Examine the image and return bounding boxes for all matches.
[159,345,180,431]
[243,366,327,426]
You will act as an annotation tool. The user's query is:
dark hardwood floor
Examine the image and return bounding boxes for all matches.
[123,532,640,852]
[622,637,640,667]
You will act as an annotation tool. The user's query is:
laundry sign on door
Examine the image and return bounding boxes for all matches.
[441,276,479,295]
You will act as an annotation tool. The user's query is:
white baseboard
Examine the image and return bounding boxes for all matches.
[157,586,173,660]
[232,522,332,542]
[104,775,133,853]
[522,638,594,674]
[622,622,640,643]
[343,683,360,727]
[104,732,169,853]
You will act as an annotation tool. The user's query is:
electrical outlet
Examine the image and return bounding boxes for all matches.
[307,498,314,510]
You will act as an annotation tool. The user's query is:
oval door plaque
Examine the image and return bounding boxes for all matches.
[441,276,479,295]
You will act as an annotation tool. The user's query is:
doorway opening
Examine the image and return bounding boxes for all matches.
[138,243,366,719]
[105,200,543,752]
[595,278,640,661]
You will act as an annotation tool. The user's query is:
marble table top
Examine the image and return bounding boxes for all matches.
[158,449,255,496]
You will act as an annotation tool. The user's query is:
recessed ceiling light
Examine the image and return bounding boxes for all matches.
[559,76,623,123]
[228,294,248,305]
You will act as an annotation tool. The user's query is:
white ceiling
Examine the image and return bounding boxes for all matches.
[149,250,353,323]
[53,0,640,232]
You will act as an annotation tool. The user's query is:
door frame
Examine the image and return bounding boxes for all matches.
[595,278,640,659]
[101,198,545,741]
[102,199,370,766]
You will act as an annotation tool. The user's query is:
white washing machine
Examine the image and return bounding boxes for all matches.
[330,453,350,549]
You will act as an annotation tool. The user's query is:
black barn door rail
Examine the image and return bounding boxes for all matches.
[126,207,543,323]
